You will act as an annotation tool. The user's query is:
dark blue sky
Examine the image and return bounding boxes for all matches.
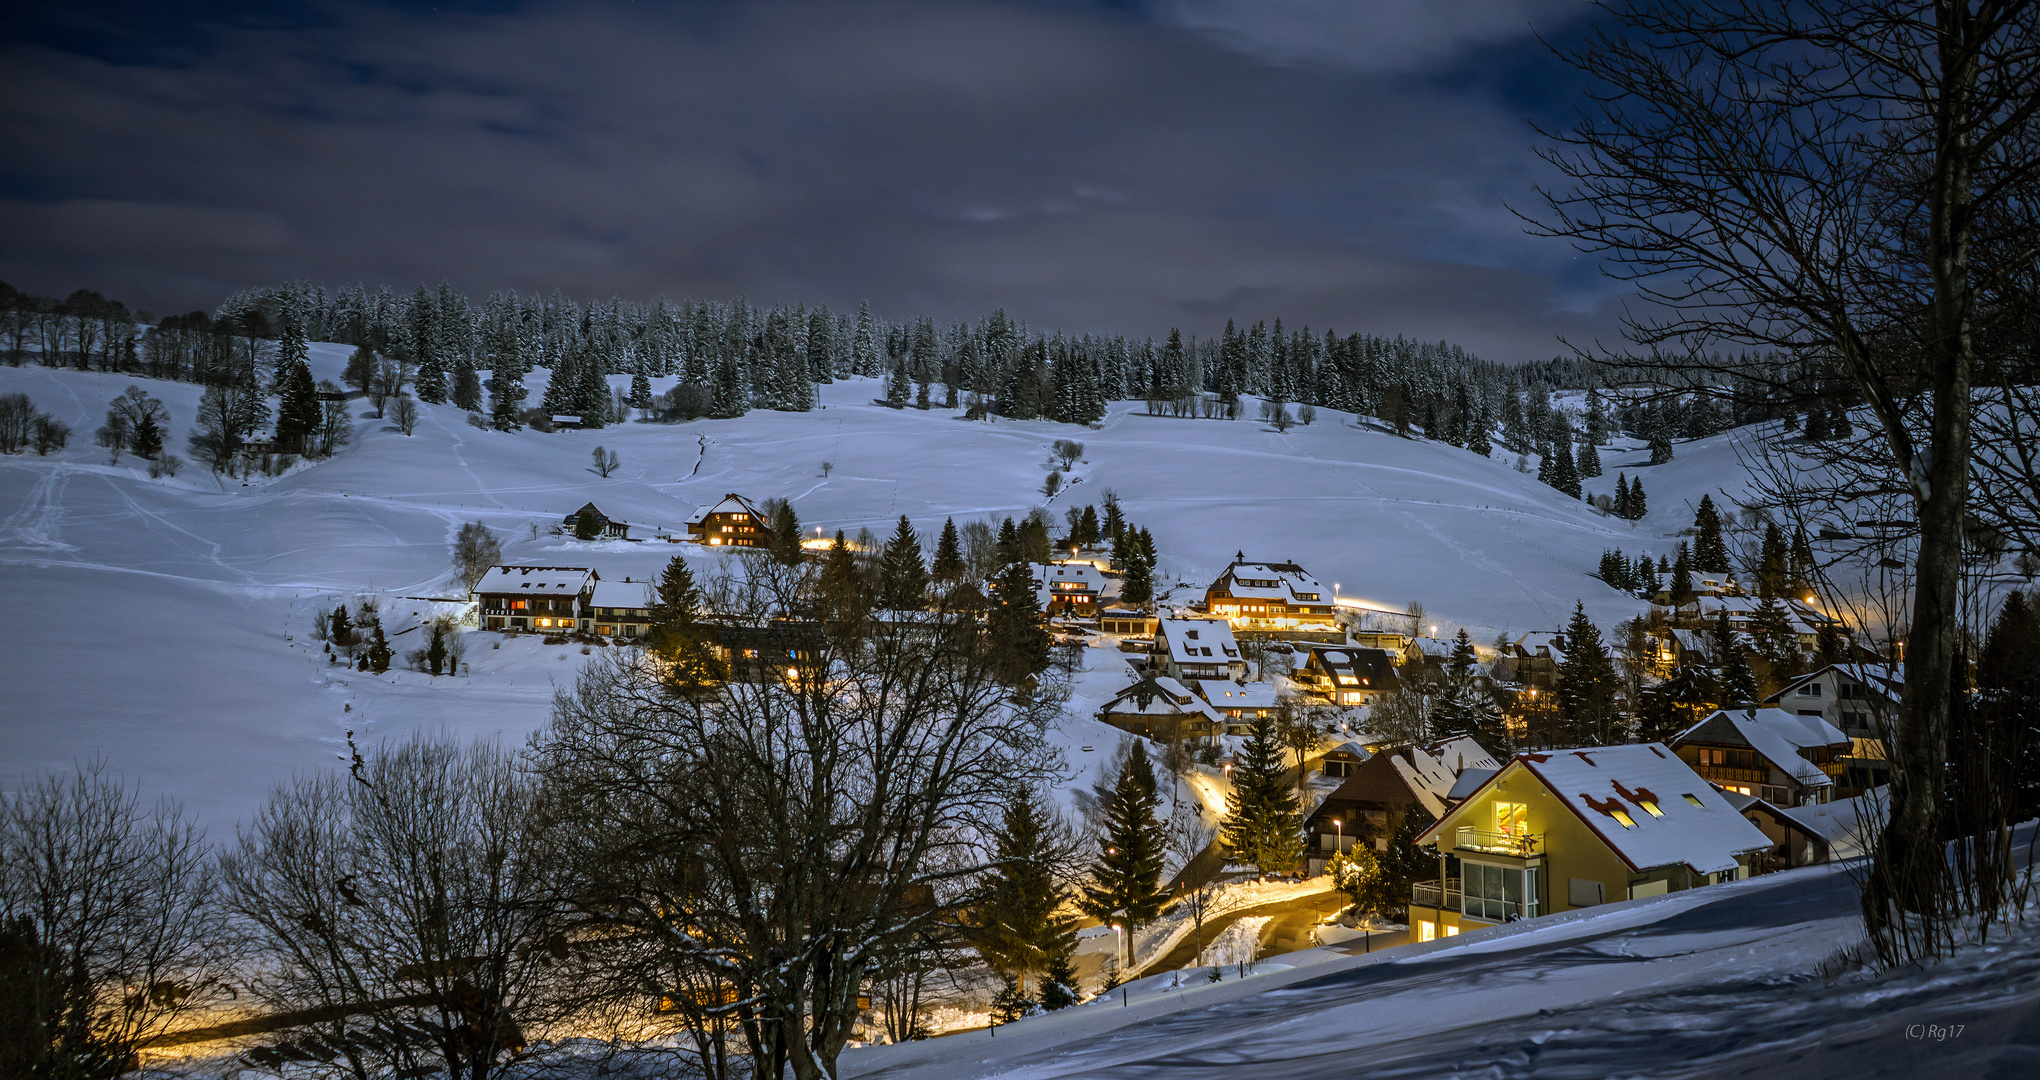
[0,0,1623,360]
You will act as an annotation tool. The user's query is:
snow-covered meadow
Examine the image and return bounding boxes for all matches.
[3,345,1758,831]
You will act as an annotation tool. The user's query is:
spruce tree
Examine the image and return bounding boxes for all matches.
[1079,745,1169,939]
[1224,714,1306,876]
[988,551,1050,684]
[273,314,309,388]
[427,623,448,675]
[1976,591,2040,813]
[1693,495,1730,572]
[1788,527,1816,597]
[930,517,965,584]
[769,501,804,566]
[1119,531,1154,607]
[1547,440,1582,498]
[818,530,868,636]
[452,354,483,412]
[363,616,393,673]
[1755,520,1788,595]
[1428,629,1505,751]
[274,358,321,455]
[878,515,928,610]
[1671,543,1696,606]
[1077,505,1100,548]
[1714,610,1759,707]
[1628,476,1647,519]
[646,556,726,693]
[885,355,911,408]
[1576,440,1603,479]
[974,791,1075,994]
[1556,603,1621,746]
[1614,474,1632,519]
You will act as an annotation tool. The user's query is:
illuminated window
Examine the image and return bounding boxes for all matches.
[1417,920,1436,942]
[1639,801,1663,818]
[1610,809,1637,829]
[1442,925,1460,937]
[1683,793,1704,806]
[1493,801,1527,837]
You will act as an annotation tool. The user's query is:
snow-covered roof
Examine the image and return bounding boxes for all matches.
[1103,676,1220,723]
[590,579,655,611]
[1479,744,1772,875]
[1035,561,1106,606]
[1375,737,1501,818]
[1674,708,1850,788]
[1156,618,1240,666]
[1194,679,1279,711]
[1773,663,1903,704]
[1778,787,1887,859]
[1303,646,1397,687]
[685,493,767,527]
[1207,557,1332,606]
[476,565,594,596]
[1411,636,1455,660]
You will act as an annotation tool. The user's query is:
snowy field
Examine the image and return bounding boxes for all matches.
[3,346,1765,830]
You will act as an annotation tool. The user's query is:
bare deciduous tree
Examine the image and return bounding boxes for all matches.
[451,522,503,595]
[534,564,1062,1080]
[0,763,226,1079]
[389,394,419,436]
[220,736,578,1080]
[1529,0,2040,963]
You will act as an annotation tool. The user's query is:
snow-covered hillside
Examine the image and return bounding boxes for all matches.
[1,347,1763,829]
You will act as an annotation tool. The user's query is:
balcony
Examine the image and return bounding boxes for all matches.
[1412,878,1461,910]
[1696,763,1767,786]
[1455,828,1544,857]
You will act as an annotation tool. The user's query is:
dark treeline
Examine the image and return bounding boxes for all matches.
[4,277,1837,472]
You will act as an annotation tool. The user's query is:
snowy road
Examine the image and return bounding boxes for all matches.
[845,862,2040,1079]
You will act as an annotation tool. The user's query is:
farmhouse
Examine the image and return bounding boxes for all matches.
[1034,560,1107,617]
[1203,554,1341,639]
[563,502,629,540]
[685,493,774,548]
[475,565,598,632]
[1408,744,1769,942]
[1193,678,1279,732]
[1099,607,1158,636]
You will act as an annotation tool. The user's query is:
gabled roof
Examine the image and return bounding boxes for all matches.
[563,501,621,525]
[1326,737,1499,819]
[1777,786,1887,859]
[1424,744,1770,876]
[475,565,595,596]
[685,493,770,526]
[1156,618,1241,666]
[590,579,655,611]
[1768,663,1903,705]
[1302,645,1398,688]
[1102,675,1220,723]
[1193,679,1279,711]
[1207,556,1333,606]
[1673,708,1851,788]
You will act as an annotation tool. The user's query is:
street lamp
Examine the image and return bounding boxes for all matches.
[1334,818,1342,852]
[1110,907,1128,973]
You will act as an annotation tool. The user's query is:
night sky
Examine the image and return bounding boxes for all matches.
[0,0,1625,361]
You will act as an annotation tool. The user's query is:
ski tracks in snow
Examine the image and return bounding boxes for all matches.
[0,462,77,555]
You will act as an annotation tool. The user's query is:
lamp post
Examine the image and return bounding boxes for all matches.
[1334,817,1342,853]
[1110,906,1128,978]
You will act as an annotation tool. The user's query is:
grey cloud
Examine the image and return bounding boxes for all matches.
[1152,0,1589,73]
[0,0,1622,360]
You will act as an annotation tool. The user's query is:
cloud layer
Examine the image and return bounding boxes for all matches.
[0,0,1621,360]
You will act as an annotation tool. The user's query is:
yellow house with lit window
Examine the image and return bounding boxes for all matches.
[1407,743,1770,942]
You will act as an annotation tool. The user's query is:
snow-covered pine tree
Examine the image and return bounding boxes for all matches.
[1224,714,1306,876]
[1576,439,1602,479]
[1693,494,1730,573]
[930,517,965,584]
[885,355,911,408]
[877,516,927,611]
[853,300,880,378]
[1078,744,1168,948]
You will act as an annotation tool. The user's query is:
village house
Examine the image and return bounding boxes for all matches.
[1192,678,1280,733]
[563,502,629,540]
[1305,737,1499,876]
[1153,618,1248,682]
[1762,664,1901,794]
[1348,629,1412,654]
[1033,560,1108,617]
[1407,744,1770,941]
[1202,554,1343,640]
[1099,675,1224,741]
[474,565,598,633]
[1292,645,1399,707]
[589,578,656,639]
[685,493,775,548]
[1670,707,1851,806]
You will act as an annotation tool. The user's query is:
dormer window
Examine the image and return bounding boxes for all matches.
[1610,809,1637,829]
